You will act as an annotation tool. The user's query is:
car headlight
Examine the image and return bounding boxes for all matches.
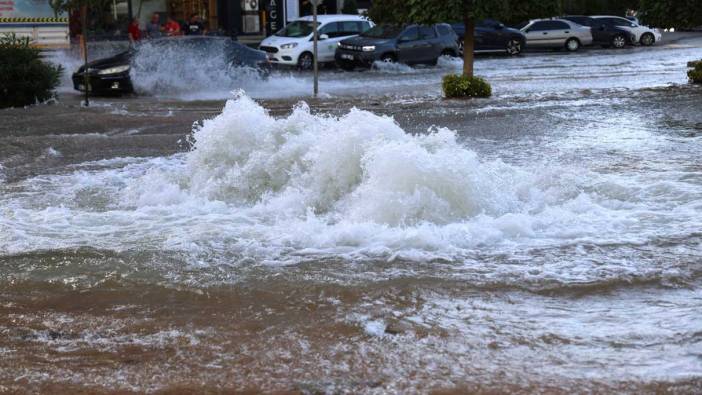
[362,45,376,52]
[280,42,298,49]
[98,65,130,75]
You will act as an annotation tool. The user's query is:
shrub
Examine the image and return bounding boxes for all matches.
[342,0,359,14]
[0,34,63,109]
[442,74,492,98]
[689,62,702,84]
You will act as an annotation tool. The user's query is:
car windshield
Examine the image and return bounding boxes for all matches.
[275,21,317,37]
[514,21,529,30]
[361,24,403,39]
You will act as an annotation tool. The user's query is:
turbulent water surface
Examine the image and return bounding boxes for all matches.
[1,35,702,393]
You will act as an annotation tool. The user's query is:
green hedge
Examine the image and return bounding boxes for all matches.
[442,74,492,98]
[689,60,702,84]
[0,34,63,109]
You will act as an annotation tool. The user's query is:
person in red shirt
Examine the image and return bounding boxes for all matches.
[128,18,141,43]
[164,16,181,36]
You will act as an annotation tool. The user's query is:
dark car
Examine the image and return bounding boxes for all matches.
[561,16,636,48]
[451,19,526,55]
[335,23,459,70]
[72,36,270,95]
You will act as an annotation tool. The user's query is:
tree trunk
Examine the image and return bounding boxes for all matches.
[462,0,474,78]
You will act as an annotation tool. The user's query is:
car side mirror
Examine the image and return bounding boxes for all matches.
[319,34,329,41]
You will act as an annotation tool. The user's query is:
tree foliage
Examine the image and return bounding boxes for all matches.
[0,34,63,108]
[638,0,702,29]
[368,0,562,27]
[369,0,702,29]
[689,60,702,83]
[342,0,359,15]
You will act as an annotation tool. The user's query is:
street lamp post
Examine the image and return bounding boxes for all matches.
[311,0,321,97]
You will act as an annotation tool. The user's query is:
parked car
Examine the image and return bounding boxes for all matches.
[519,18,593,51]
[590,16,661,46]
[259,14,372,70]
[335,23,459,70]
[72,36,270,95]
[561,16,636,48]
[450,19,526,55]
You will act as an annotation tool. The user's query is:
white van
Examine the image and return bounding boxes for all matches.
[259,14,373,70]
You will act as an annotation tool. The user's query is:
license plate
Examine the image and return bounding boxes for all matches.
[341,54,354,60]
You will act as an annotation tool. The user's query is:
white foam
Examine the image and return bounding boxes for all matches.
[129,40,311,100]
[1,93,701,266]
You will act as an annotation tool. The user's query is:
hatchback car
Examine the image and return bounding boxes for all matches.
[591,15,662,46]
[259,14,372,70]
[335,23,459,70]
[520,19,593,51]
[72,36,270,95]
[562,16,636,48]
[451,19,526,55]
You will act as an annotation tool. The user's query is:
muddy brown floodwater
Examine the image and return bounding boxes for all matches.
[1,35,702,394]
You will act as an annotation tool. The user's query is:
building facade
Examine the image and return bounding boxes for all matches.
[73,0,369,40]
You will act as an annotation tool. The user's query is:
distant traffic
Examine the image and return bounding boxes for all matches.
[73,12,665,95]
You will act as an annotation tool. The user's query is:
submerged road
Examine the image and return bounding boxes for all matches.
[0,33,701,393]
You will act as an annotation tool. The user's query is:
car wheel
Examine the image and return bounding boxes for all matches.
[565,38,580,52]
[506,39,522,55]
[640,32,655,46]
[380,54,396,63]
[612,34,627,49]
[297,52,314,70]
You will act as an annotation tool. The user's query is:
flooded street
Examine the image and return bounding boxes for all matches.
[1,34,702,393]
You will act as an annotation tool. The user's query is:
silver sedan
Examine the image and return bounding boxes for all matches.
[520,19,593,51]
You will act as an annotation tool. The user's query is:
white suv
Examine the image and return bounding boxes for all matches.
[259,15,373,70]
[591,16,662,46]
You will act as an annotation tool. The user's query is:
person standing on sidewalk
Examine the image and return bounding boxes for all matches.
[128,18,142,43]
[146,13,163,38]
[185,14,206,35]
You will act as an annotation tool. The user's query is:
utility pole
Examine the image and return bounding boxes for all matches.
[81,4,89,107]
[311,0,320,97]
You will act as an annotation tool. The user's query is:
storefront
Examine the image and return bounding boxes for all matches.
[69,0,365,39]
